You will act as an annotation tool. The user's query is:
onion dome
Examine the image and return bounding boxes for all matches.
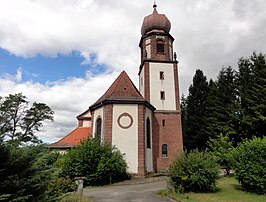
[141,3,171,36]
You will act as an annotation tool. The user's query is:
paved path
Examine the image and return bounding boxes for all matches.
[83,177,173,202]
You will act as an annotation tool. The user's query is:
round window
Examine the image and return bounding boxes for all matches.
[117,113,133,129]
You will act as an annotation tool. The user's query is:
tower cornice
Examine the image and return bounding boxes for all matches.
[138,59,179,75]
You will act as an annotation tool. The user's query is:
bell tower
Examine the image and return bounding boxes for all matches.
[139,3,183,171]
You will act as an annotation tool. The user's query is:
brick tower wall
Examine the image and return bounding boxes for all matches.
[152,112,183,171]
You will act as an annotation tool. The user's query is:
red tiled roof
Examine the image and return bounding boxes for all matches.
[90,71,150,109]
[49,127,91,148]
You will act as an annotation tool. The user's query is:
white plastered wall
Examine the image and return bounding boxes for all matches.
[139,67,145,97]
[92,107,104,138]
[80,111,92,127]
[145,38,151,59]
[145,107,153,172]
[112,104,138,173]
[83,120,91,127]
[149,62,176,110]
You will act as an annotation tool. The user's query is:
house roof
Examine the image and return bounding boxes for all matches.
[90,71,155,110]
[49,127,91,148]
[77,108,91,120]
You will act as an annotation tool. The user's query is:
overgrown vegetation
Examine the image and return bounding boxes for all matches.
[169,150,220,193]
[61,138,129,186]
[182,52,266,150]
[231,137,266,194]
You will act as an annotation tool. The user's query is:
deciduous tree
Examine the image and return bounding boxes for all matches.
[0,93,54,146]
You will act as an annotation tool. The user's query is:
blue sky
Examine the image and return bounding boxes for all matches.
[0,48,107,83]
[0,0,265,143]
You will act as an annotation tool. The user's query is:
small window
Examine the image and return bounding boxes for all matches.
[160,71,164,80]
[157,41,164,53]
[146,118,151,148]
[96,117,102,139]
[162,119,165,127]
[160,91,165,100]
[162,144,168,158]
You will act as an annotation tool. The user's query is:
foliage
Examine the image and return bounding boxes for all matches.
[180,94,187,139]
[231,137,266,194]
[0,93,54,146]
[61,138,128,186]
[159,176,266,202]
[183,69,210,150]
[205,67,239,142]
[207,134,234,175]
[60,193,91,202]
[0,142,54,202]
[169,150,219,193]
[45,176,77,200]
[236,52,266,141]
[182,52,265,151]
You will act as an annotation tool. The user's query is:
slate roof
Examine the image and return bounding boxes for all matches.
[49,127,91,148]
[90,71,155,110]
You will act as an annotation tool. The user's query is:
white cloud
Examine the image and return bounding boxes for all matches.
[0,0,266,142]
[0,68,119,143]
[2,66,22,82]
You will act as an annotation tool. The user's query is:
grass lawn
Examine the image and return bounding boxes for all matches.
[158,176,266,202]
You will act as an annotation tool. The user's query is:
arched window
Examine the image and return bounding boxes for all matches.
[157,40,164,53]
[146,118,151,148]
[96,117,102,139]
[162,144,168,158]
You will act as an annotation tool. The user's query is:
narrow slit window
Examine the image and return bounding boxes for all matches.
[146,118,151,148]
[160,71,164,80]
[162,144,168,158]
[160,91,165,100]
[162,119,166,127]
[96,117,102,139]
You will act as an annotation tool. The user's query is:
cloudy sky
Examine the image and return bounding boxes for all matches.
[0,0,265,143]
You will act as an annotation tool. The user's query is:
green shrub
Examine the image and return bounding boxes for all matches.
[61,138,128,186]
[170,150,220,193]
[207,134,234,175]
[231,137,266,194]
[45,176,77,200]
[60,193,91,202]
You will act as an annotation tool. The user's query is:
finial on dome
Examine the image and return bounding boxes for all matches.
[153,1,157,8]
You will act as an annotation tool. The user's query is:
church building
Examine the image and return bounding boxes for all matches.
[50,4,183,176]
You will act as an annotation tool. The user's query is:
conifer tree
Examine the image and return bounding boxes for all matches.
[180,94,187,140]
[237,52,266,140]
[183,69,209,150]
[205,67,239,142]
